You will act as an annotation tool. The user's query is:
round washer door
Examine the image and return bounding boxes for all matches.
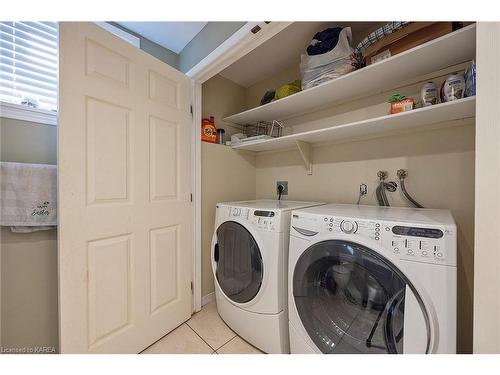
[214,221,263,304]
[293,240,431,354]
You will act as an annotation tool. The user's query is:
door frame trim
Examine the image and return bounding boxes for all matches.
[473,22,500,353]
[191,80,202,312]
[188,21,292,312]
[185,22,292,82]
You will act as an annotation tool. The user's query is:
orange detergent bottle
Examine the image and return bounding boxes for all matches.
[201,116,217,143]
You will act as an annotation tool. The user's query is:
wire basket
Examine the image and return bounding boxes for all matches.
[242,120,284,138]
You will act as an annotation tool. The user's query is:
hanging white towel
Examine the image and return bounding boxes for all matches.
[0,162,57,232]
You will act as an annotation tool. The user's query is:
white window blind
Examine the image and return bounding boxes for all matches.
[0,21,58,112]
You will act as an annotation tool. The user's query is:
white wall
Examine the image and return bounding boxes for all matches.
[245,64,299,109]
[202,74,246,140]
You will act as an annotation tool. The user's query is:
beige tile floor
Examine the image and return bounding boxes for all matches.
[141,301,264,354]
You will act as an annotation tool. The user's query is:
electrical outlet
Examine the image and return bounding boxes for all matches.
[277,181,288,195]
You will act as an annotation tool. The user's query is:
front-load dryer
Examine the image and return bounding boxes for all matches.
[288,204,457,354]
[211,200,323,354]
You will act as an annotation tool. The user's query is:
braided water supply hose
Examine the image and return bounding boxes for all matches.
[375,171,398,206]
[397,169,423,208]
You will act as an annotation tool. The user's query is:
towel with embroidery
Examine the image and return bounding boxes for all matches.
[1,162,57,231]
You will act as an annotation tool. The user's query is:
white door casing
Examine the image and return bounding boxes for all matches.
[58,22,192,353]
[474,22,500,353]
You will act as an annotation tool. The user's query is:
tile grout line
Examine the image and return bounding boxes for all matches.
[213,335,239,353]
[186,307,237,351]
[186,303,237,352]
[187,320,237,352]
[185,322,224,352]
[139,323,186,354]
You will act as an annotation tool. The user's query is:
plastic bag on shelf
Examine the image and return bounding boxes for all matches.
[465,60,476,97]
[300,27,357,90]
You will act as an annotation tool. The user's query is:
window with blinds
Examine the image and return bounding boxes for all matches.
[0,21,58,112]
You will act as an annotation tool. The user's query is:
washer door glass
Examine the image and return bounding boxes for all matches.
[215,221,263,304]
[293,240,430,354]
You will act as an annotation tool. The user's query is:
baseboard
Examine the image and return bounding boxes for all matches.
[201,292,215,306]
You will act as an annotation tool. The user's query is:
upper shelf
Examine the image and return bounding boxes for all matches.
[224,24,476,125]
[231,97,475,152]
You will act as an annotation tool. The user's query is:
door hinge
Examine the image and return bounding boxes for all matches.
[190,193,193,202]
[190,105,193,117]
[190,282,193,293]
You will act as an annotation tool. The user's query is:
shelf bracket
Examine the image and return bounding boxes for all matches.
[295,140,313,175]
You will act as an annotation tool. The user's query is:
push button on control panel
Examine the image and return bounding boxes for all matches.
[323,216,339,233]
[391,234,446,263]
[433,245,445,260]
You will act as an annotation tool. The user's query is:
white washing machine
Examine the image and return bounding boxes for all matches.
[288,204,457,354]
[211,200,323,354]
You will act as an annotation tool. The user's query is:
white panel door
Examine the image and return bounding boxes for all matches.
[58,22,192,353]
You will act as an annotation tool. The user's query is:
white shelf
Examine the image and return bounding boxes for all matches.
[224,24,476,125]
[232,97,476,153]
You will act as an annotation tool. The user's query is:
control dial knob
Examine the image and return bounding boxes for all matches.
[340,220,356,234]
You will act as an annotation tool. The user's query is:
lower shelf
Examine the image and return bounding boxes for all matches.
[231,97,476,153]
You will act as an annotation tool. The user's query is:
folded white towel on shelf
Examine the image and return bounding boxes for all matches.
[0,162,57,232]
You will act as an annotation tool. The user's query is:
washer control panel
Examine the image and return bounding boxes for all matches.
[388,224,448,263]
[250,210,279,232]
[221,206,281,232]
[321,216,380,241]
[292,213,456,266]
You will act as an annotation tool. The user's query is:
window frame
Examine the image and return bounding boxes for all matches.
[0,101,56,126]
